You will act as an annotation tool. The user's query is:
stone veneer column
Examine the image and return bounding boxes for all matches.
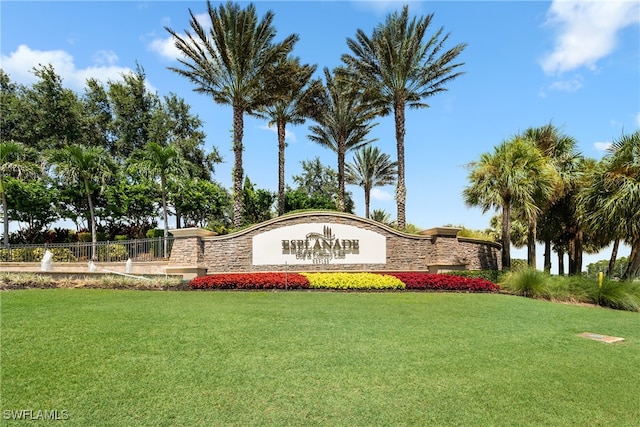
[166,227,217,279]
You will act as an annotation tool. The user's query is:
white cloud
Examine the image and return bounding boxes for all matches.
[547,77,583,92]
[371,188,393,202]
[636,112,640,128]
[1,44,133,91]
[594,141,612,151]
[540,0,640,75]
[150,13,211,61]
[260,124,298,144]
[149,36,182,61]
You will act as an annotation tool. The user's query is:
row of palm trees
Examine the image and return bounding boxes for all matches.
[166,1,466,229]
[464,125,639,279]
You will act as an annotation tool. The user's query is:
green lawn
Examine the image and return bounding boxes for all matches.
[1,290,639,426]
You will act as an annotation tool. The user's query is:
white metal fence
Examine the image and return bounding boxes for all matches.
[0,237,174,263]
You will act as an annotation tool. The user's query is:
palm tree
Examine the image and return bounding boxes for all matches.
[342,5,466,229]
[255,56,322,216]
[47,144,113,260]
[308,67,379,211]
[370,209,393,226]
[132,142,185,256]
[346,145,397,218]
[579,130,640,280]
[522,123,581,270]
[463,138,553,270]
[166,1,297,228]
[0,141,40,248]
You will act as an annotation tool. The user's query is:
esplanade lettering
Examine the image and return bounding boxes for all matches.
[281,226,359,264]
[252,222,386,265]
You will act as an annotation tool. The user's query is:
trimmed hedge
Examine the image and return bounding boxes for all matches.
[301,272,405,290]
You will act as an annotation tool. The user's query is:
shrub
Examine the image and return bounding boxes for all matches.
[385,272,499,292]
[0,248,32,262]
[301,272,405,290]
[500,268,549,298]
[189,272,310,290]
[594,278,640,312]
[96,244,128,262]
[32,247,78,262]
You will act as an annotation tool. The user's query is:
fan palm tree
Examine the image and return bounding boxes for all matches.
[255,56,322,216]
[0,141,40,248]
[166,0,297,228]
[522,123,582,270]
[308,67,379,211]
[47,144,113,259]
[463,138,553,270]
[131,142,185,256]
[342,5,466,229]
[346,145,397,218]
[579,130,640,280]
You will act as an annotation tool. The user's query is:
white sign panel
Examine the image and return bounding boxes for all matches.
[252,223,386,265]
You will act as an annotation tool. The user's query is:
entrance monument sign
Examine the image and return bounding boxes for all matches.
[167,211,501,276]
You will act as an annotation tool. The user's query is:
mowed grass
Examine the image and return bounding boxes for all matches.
[1,290,639,426]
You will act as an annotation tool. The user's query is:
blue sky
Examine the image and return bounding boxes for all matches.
[1,0,639,271]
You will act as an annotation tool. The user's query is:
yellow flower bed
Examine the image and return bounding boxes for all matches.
[301,272,405,290]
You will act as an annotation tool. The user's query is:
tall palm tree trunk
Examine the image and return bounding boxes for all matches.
[1,186,9,249]
[277,120,286,216]
[557,249,565,276]
[622,237,640,280]
[364,185,371,219]
[543,239,552,273]
[337,133,346,211]
[161,177,169,257]
[527,219,536,268]
[394,101,406,229]
[607,238,620,278]
[84,179,97,261]
[232,105,244,228]
[501,199,512,270]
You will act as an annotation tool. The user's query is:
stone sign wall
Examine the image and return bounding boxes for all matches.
[168,212,501,275]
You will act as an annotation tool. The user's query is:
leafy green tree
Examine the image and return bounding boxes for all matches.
[172,178,231,229]
[107,65,159,159]
[0,70,23,145]
[308,67,379,212]
[342,5,466,229]
[0,141,41,247]
[103,170,159,237]
[286,157,354,213]
[346,145,397,218]
[18,64,86,151]
[4,177,57,243]
[463,138,552,270]
[47,144,115,259]
[256,56,322,216]
[167,0,297,228]
[579,130,640,280]
[242,176,276,226]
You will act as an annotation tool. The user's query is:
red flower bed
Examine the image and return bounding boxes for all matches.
[189,272,310,290]
[384,272,499,292]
